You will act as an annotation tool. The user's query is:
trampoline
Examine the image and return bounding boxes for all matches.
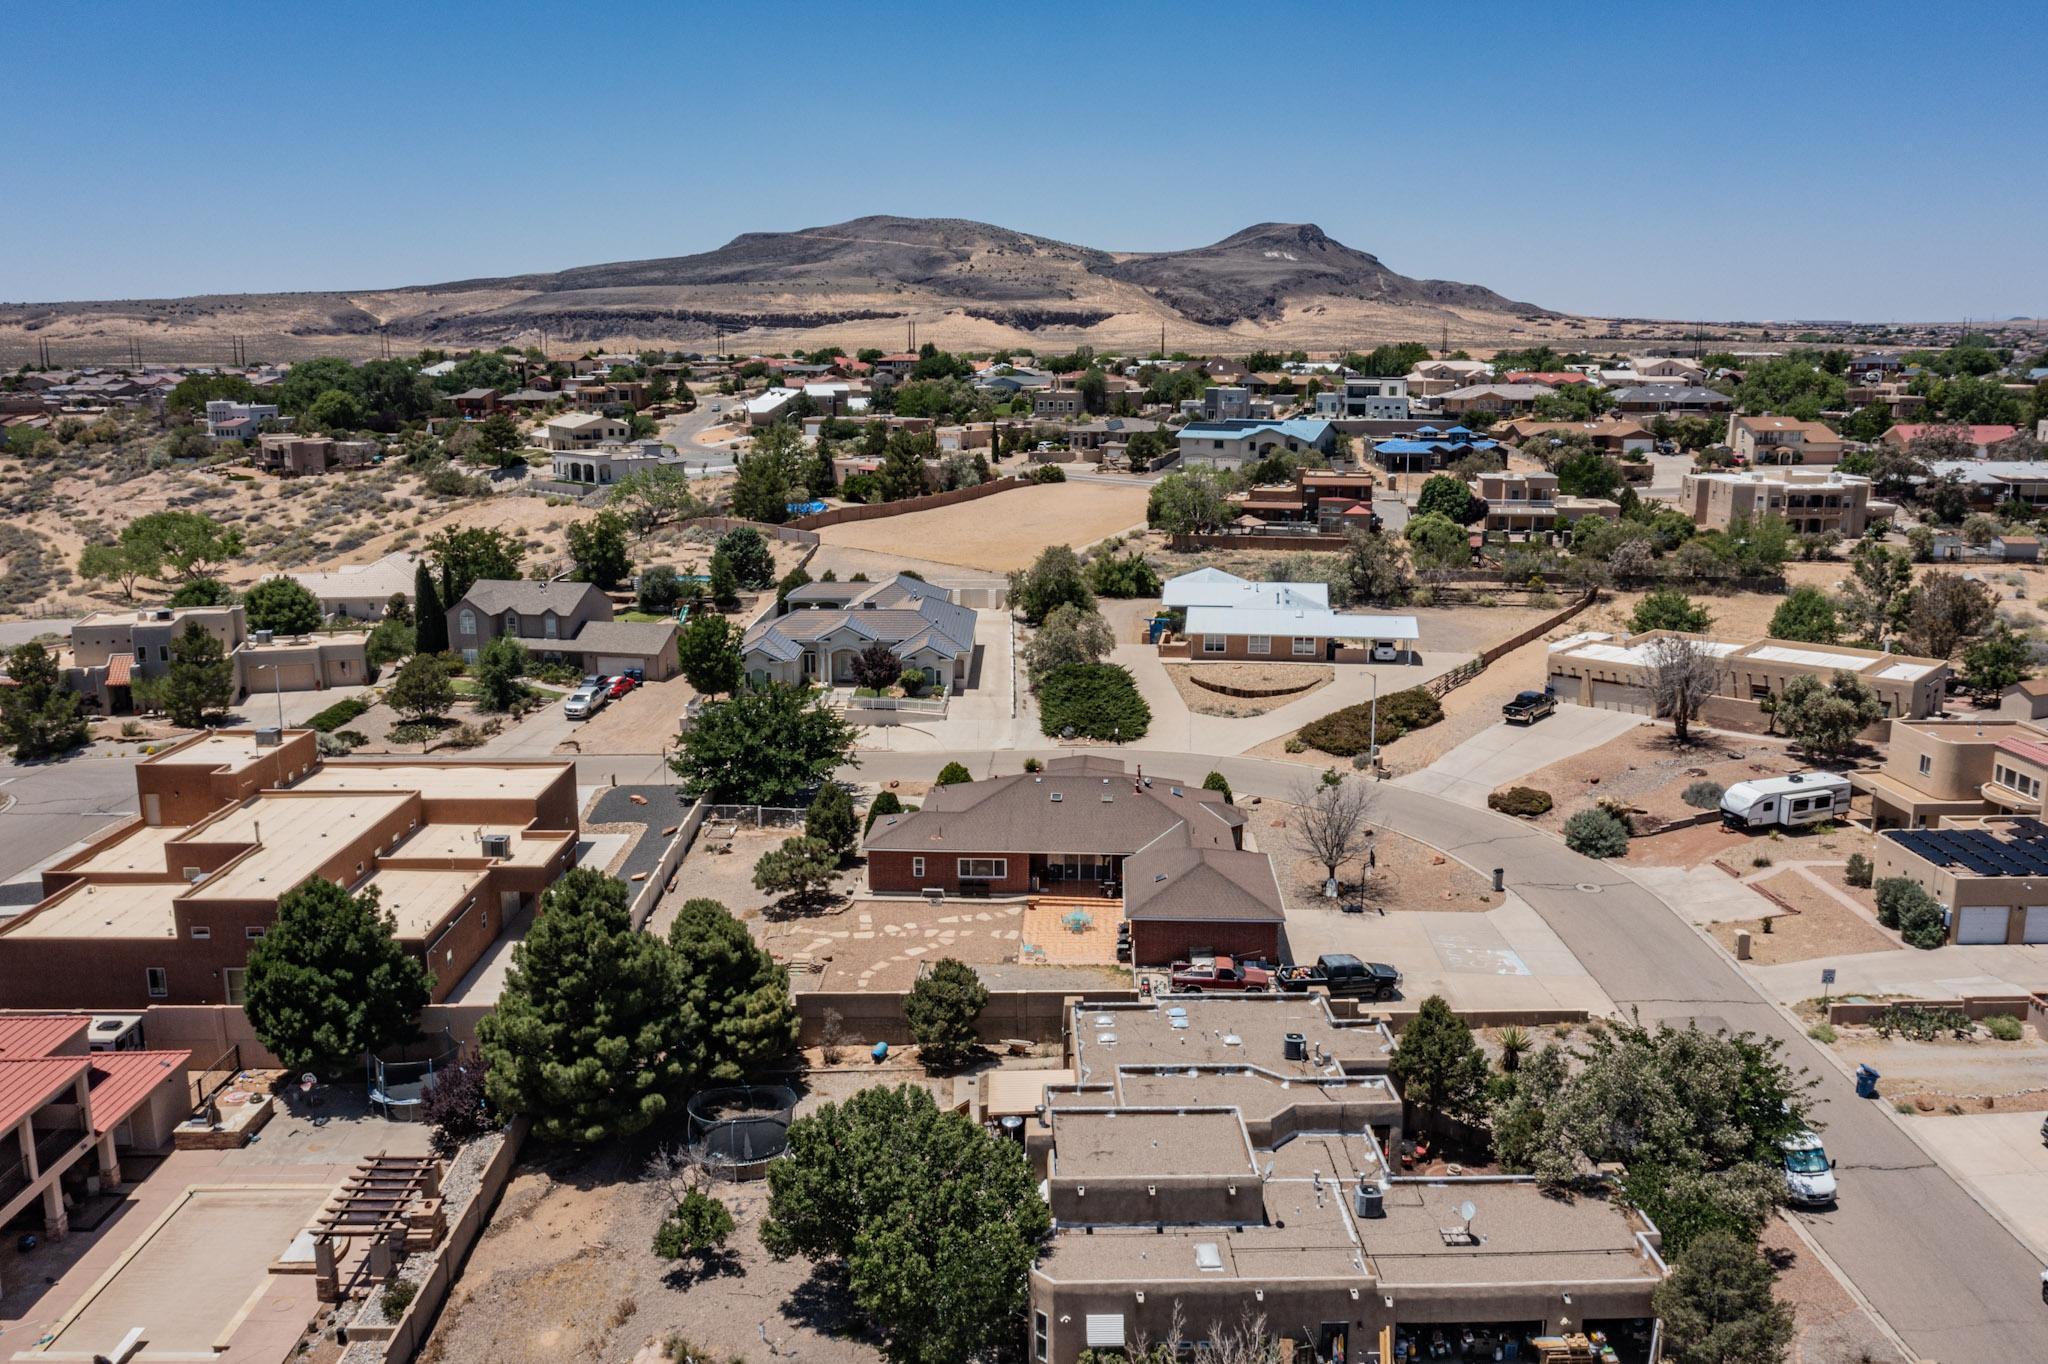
[366,1029,458,1121]
[687,1084,798,1179]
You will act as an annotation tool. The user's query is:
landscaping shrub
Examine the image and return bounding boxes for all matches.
[1844,853,1873,888]
[1806,1022,1837,1043]
[1563,807,1630,858]
[380,1280,417,1319]
[1680,780,1725,811]
[1037,663,1150,741]
[306,695,369,733]
[1986,1013,2024,1042]
[1488,786,1553,817]
[1298,686,1442,757]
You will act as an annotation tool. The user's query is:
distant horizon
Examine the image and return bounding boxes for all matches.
[3,4,2044,320]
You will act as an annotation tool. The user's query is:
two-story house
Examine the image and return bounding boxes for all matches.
[446,579,678,679]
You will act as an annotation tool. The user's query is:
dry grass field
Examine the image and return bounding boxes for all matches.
[814,479,1149,572]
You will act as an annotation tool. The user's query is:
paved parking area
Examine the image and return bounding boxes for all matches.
[1910,1112,2048,1258]
[1282,893,1614,1016]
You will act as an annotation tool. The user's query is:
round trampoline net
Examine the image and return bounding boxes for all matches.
[686,1084,797,1169]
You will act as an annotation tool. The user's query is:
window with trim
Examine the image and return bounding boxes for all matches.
[246,926,265,940]
[1034,1312,1049,1363]
[958,858,1007,880]
[1292,637,1317,656]
[1247,635,1270,655]
[459,609,477,637]
[145,967,168,998]
[1203,635,1227,654]
[1918,754,1932,775]
[911,856,925,878]
[189,926,210,940]
[224,967,247,1006]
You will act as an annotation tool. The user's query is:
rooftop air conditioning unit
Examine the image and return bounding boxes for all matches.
[253,629,274,645]
[481,833,513,859]
[253,727,282,747]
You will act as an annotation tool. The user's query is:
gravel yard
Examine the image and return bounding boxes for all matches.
[1164,661,1333,717]
[1708,867,1900,964]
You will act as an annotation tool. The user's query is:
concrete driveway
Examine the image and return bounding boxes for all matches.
[1395,708,1648,806]
[848,610,1024,752]
[1910,1112,2048,1259]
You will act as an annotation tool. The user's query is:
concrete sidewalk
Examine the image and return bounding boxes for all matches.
[1396,708,1648,806]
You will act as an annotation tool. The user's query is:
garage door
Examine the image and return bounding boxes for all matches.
[2024,906,2048,944]
[595,655,641,675]
[1588,680,1652,714]
[1955,906,2009,945]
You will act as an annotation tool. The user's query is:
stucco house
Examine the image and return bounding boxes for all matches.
[741,574,975,689]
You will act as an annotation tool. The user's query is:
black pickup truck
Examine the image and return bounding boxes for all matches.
[1273,953,1401,1000]
[1502,690,1557,725]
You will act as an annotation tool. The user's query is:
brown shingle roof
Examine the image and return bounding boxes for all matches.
[1122,845,1284,924]
[864,762,1242,857]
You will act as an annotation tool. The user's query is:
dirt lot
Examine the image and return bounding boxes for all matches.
[1249,800,1500,913]
[1708,867,1900,964]
[814,480,1149,572]
[1164,661,1333,717]
[1758,1216,1911,1364]
[1512,726,1806,834]
[768,897,1032,992]
[1817,1018,2048,1111]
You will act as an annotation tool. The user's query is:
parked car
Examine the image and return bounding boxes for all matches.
[1168,955,1272,993]
[621,666,645,684]
[606,675,638,699]
[563,685,608,720]
[1274,953,1401,1000]
[1780,1130,1837,1207]
[1502,690,1556,725]
[580,674,608,691]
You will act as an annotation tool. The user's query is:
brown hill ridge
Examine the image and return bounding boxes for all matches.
[0,216,1573,360]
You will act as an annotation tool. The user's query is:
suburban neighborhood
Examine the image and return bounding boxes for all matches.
[1,9,2046,1364]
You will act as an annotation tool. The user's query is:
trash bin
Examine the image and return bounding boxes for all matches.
[1854,1064,1881,1099]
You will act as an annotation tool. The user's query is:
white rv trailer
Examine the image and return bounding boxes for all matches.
[1718,771,1852,829]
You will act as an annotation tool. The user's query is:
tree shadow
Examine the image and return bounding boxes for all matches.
[779,1261,876,1342]
[760,887,852,922]
[662,1247,744,1289]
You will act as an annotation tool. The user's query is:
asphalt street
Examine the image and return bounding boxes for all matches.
[841,747,2048,1360]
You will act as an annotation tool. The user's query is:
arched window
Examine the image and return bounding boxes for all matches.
[458,609,476,637]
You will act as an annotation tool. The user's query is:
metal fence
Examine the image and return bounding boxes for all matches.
[186,1043,243,1110]
[701,805,807,829]
[829,689,948,715]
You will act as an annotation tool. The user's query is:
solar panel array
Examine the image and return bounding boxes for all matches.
[1884,824,2048,877]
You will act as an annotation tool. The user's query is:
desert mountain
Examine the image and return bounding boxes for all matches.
[0,216,1569,362]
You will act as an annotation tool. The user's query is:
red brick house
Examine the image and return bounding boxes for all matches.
[863,756,1284,965]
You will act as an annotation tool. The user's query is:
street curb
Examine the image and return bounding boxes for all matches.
[1774,1210,1922,1364]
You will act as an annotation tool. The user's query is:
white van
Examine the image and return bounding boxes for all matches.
[1780,1130,1837,1207]
[1719,772,1852,830]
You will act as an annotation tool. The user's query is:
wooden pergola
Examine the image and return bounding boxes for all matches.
[311,1154,446,1301]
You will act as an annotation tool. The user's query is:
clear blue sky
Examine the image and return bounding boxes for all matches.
[6,2,2043,322]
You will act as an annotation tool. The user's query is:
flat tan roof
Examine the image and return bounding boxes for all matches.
[67,822,184,876]
[296,762,565,802]
[1366,1181,1657,1288]
[147,730,293,776]
[184,792,413,903]
[1051,1110,1253,1180]
[1073,998,1393,1080]
[390,823,563,867]
[7,880,183,940]
[360,866,488,939]
[1037,1195,1363,1284]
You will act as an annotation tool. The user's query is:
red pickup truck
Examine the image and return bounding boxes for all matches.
[1168,955,1272,993]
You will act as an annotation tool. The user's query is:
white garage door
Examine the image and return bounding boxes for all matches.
[2024,906,2048,944]
[1955,906,2009,945]
[595,655,641,675]
[1588,680,1652,714]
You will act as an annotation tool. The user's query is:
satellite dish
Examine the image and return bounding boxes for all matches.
[1458,1200,1477,1225]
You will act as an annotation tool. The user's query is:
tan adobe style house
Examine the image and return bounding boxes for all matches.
[1679,467,1881,536]
[741,573,976,690]
[0,729,580,1010]
[448,579,678,680]
[1475,470,1618,535]
[535,411,630,450]
[1162,568,1418,664]
[56,603,368,714]
[1019,995,1667,1364]
[1725,415,1844,465]
[863,756,1284,965]
[1544,631,1947,729]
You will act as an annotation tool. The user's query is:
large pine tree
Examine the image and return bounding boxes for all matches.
[414,560,448,655]
[0,641,88,760]
[668,898,798,1080]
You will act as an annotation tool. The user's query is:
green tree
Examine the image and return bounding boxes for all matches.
[1008,544,1093,624]
[479,868,691,1143]
[473,635,529,711]
[1146,468,1233,535]
[1389,995,1488,1136]
[0,641,87,760]
[1202,770,1232,803]
[1904,571,1997,659]
[752,835,841,903]
[762,1084,1049,1364]
[1404,511,1471,573]
[242,575,324,634]
[667,898,799,1078]
[472,412,523,466]
[77,540,157,600]
[636,564,680,614]
[1085,550,1162,598]
[1036,662,1149,740]
[388,652,454,723]
[303,387,370,435]
[715,526,776,589]
[1554,448,1620,499]
[242,879,432,1075]
[676,612,743,696]
[1415,473,1483,525]
[1652,1231,1796,1364]
[1732,356,1848,420]
[1345,526,1412,606]
[876,431,936,502]
[1767,586,1839,643]
[864,789,906,835]
[566,511,632,590]
[413,562,448,654]
[1023,603,1115,685]
[609,465,706,537]
[1837,540,1914,646]
[167,372,258,414]
[426,526,524,605]
[1773,670,1883,760]
[142,620,234,727]
[653,1186,736,1263]
[805,782,858,859]
[776,566,812,603]
[170,577,235,608]
[905,958,989,1069]
[121,510,243,582]
[935,761,973,786]
[1961,623,2032,699]
[672,682,857,805]
[732,425,803,522]
[365,615,415,668]
[1564,807,1631,858]
[1632,588,1714,633]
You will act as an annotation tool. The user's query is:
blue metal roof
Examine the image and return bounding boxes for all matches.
[1177,418,1333,442]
